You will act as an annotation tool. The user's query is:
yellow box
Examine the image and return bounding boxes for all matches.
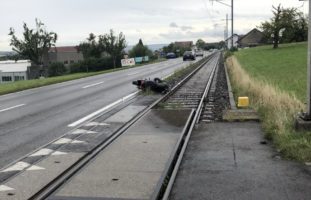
[238,97,249,108]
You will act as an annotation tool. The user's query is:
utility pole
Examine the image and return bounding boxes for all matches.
[211,0,233,49]
[298,0,311,119]
[295,0,311,130]
[231,0,234,49]
[306,0,311,118]
[226,14,228,48]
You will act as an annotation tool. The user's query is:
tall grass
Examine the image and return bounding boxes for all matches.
[227,56,311,162]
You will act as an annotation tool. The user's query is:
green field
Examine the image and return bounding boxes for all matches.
[230,42,311,162]
[235,42,307,102]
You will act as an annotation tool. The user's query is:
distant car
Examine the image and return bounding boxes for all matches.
[183,51,196,61]
[166,52,177,59]
[196,51,204,57]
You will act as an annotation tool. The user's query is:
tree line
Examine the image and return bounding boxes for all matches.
[8,19,155,77]
[193,4,308,50]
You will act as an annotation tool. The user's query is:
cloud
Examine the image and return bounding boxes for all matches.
[169,22,178,28]
[170,23,193,31]
[180,26,193,31]
[159,27,224,43]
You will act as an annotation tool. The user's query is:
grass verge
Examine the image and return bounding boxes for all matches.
[0,58,167,96]
[234,42,307,102]
[227,56,311,162]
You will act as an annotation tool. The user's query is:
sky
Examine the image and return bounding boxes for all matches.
[0,0,308,51]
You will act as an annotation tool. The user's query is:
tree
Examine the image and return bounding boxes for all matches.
[9,19,57,65]
[196,39,206,49]
[162,42,191,57]
[259,5,308,49]
[99,29,127,68]
[78,33,102,59]
[129,39,152,58]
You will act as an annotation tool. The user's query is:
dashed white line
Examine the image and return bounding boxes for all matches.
[0,104,25,113]
[27,165,45,171]
[53,138,85,144]
[82,81,104,89]
[1,162,30,172]
[127,72,140,76]
[68,91,138,127]
[0,185,14,192]
[51,151,67,156]
[84,122,110,127]
[30,148,53,157]
[70,129,97,134]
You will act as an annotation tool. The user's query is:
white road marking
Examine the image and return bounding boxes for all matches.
[82,81,104,89]
[0,104,25,113]
[68,91,138,127]
[0,185,14,192]
[51,151,67,156]
[1,162,30,172]
[84,122,110,127]
[127,72,139,76]
[53,138,72,144]
[71,139,85,144]
[70,129,97,134]
[53,138,85,144]
[30,148,68,157]
[27,165,45,171]
[30,148,53,157]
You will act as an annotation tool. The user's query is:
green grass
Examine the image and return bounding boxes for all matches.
[228,42,311,162]
[0,58,167,96]
[235,42,307,102]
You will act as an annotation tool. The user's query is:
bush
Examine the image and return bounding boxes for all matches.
[224,50,234,59]
[48,62,66,77]
[69,57,114,73]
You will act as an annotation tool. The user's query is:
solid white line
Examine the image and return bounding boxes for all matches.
[82,81,104,89]
[0,104,25,113]
[68,91,139,127]
[127,72,140,76]
[163,72,175,79]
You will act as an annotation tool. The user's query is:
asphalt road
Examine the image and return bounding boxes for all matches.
[0,57,202,169]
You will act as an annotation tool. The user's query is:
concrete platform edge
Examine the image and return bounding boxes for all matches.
[224,61,236,110]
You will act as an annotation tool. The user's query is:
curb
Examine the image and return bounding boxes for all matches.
[224,62,237,109]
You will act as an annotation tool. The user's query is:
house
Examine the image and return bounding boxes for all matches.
[0,60,30,83]
[44,46,84,66]
[225,34,240,49]
[238,28,265,48]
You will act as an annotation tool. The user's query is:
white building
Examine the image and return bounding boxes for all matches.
[226,34,240,49]
[0,60,30,83]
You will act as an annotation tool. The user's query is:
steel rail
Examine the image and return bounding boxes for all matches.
[161,52,220,200]
[29,54,215,200]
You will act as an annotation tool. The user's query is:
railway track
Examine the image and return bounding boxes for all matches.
[161,53,219,111]
[0,52,222,200]
[160,52,220,199]
[35,52,220,200]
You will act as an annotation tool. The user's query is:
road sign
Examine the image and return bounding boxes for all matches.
[121,58,135,67]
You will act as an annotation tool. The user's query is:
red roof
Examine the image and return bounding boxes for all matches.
[49,46,78,53]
